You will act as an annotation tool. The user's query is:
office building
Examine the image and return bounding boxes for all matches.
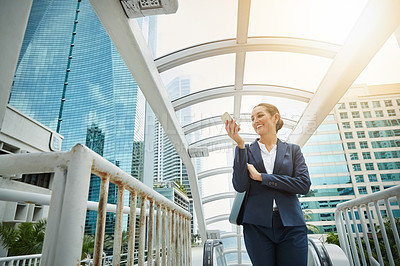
[301,84,400,233]
[7,0,155,234]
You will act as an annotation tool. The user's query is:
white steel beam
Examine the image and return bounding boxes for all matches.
[198,167,232,180]
[155,37,339,73]
[234,0,251,119]
[202,192,236,204]
[89,0,207,241]
[288,0,400,147]
[172,84,312,111]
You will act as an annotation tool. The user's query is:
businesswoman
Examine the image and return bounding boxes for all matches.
[225,103,311,266]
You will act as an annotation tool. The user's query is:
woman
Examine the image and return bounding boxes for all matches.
[225,103,311,266]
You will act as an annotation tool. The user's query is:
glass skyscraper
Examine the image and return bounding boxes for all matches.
[8,0,155,234]
[301,84,400,234]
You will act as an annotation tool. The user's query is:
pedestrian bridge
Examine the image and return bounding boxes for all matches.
[1,0,400,265]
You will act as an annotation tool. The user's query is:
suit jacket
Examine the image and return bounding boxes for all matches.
[233,138,311,227]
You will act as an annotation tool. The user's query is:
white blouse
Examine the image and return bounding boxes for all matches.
[258,141,279,211]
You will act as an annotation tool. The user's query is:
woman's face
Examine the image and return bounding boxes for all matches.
[251,106,278,135]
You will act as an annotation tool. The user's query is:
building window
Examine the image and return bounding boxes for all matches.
[352,164,362,171]
[363,111,372,118]
[354,121,363,128]
[387,109,396,116]
[355,175,364,183]
[368,174,377,182]
[358,186,367,194]
[384,100,393,107]
[347,142,356,149]
[362,152,371,159]
[350,153,359,160]
[357,131,365,138]
[365,163,374,171]
[372,101,381,108]
[352,111,360,118]
[342,122,350,129]
[340,112,348,119]
[338,103,345,109]
[371,186,380,193]
[396,99,400,106]
[360,102,369,109]
[375,110,384,117]
[349,102,357,108]
[345,132,353,139]
[359,141,368,149]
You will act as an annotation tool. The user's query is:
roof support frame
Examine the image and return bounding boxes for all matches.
[89,0,207,241]
[172,84,313,111]
[288,0,400,147]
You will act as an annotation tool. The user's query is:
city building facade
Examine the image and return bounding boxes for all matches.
[301,83,400,233]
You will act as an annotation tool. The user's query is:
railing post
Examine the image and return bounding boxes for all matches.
[93,174,110,266]
[384,198,400,257]
[162,206,167,266]
[356,205,374,265]
[40,166,67,266]
[127,191,138,266]
[53,144,93,266]
[147,199,155,266]
[155,203,162,265]
[167,209,172,266]
[350,208,366,265]
[374,201,395,266]
[112,184,125,266]
[138,195,147,266]
[365,204,384,265]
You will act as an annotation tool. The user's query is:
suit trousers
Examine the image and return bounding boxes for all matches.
[243,211,308,266]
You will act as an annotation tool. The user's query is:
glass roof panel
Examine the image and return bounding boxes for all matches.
[161,54,236,100]
[241,95,308,121]
[155,0,238,57]
[249,0,368,45]
[179,97,234,127]
[244,51,333,92]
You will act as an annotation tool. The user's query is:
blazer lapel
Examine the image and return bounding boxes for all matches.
[273,139,287,174]
[249,139,267,173]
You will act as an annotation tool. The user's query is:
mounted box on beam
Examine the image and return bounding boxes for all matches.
[120,0,178,18]
[188,147,209,158]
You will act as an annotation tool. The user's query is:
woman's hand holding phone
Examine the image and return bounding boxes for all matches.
[222,112,245,149]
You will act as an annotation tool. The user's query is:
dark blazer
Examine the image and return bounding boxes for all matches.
[233,138,311,227]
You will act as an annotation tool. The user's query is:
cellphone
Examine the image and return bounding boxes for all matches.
[221,112,233,123]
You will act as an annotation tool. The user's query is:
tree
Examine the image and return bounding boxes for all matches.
[0,220,46,256]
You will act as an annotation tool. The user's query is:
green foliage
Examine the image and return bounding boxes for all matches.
[0,220,46,256]
[303,209,320,234]
[326,231,340,246]
[175,179,188,195]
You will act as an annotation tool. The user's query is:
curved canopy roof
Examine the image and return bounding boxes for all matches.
[90,0,400,264]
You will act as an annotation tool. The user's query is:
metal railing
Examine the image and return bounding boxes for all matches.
[334,185,400,266]
[0,254,41,266]
[0,144,192,266]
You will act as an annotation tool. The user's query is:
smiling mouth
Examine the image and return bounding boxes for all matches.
[256,125,263,129]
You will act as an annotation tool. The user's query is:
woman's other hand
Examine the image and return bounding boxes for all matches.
[225,119,245,148]
[247,163,262,181]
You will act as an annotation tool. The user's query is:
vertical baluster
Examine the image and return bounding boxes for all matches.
[176,215,181,266]
[93,174,110,265]
[147,199,155,266]
[374,201,395,266]
[384,198,400,257]
[138,195,147,266]
[365,204,384,265]
[112,184,125,266]
[344,208,358,266]
[171,211,176,266]
[187,218,192,266]
[155,203,162,266]
[162,206,167,266]
[357,205,374,265]
[127,191,138,266]
[350,208,366,265]
[167,209,172,266]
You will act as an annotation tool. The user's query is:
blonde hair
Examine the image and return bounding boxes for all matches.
[254,103,284,132]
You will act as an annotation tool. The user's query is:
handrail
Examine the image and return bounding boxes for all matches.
[334,185,400,266]
[0,144,192,266]
[0,254,41,266]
